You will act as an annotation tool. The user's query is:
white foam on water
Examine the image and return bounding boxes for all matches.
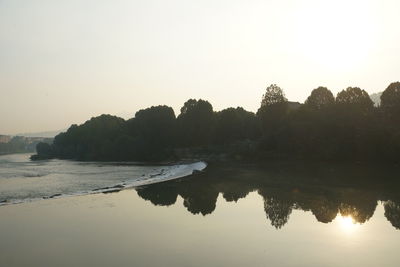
[90,161,207,193]
[0,158,207,206]
[123,161,206,186]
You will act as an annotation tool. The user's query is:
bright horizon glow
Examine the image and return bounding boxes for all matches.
[1,0,399,134]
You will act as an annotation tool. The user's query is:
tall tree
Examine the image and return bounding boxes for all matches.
[381,82,400,122]
[132,105,177,160]
[52,115,125,160]
[214,107,258,145]
[260,84,287,107]
[177,99,215,147]
[336,87,374,114]
[305,86,335,110]
[334,87,375,159]
[257,84,288,135]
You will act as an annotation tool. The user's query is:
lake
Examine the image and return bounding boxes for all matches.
[0,154,400,266]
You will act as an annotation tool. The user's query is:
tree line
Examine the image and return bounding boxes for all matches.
[33,82,400,162]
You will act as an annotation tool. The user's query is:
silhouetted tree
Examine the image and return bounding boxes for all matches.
[52,115,125,160]
[214,107,258,145]
[381,82,400,122]
[262,195,293,229]
[177,99,215,147]
[333,87,376,159]
[384,200,400,230]
[257,84,289,153]
[35,142,53,158]
[305,86,335,110]
[131,105,176,160]
[275,87,337,159]
[260,84,287,107]
[336,87,374,114]
[31,81,400,163]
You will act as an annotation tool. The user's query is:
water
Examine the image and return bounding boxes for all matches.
[136,162,400,230]
[0,153,206,204]
[0,156,399,266]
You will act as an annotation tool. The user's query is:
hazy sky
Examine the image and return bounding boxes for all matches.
[1,0,399,134]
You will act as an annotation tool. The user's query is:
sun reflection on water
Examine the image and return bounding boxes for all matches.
[336,215,360,234]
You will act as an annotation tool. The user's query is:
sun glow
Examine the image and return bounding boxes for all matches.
[292,0,377,71]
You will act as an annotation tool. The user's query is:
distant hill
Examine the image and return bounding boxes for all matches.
[16,129,65,138]
[370,92,382,107]
[0,136,53,154]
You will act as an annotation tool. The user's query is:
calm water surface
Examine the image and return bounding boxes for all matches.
[0,156,400,266]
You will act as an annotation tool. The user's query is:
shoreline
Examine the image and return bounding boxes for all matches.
[0,159,207,207]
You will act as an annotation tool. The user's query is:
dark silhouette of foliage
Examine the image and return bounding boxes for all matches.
[260,84,287,107]
[214,107,258,145]
[256,85,291,155]
[263,196,293,229]
[305,86,335,110]
[384,200,400,230]
[129,105,176,160]
[32,81,400,164]
[381,82,400,122]
[51,115,125,160]
[177,99,215,147]
[35,142,53,159]
[336,87,374,114]
[257,85,289,146]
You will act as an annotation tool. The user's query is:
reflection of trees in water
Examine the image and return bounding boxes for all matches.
[263,197,293,229]
[220,179,254,203]
[338,191,377,223]
[290,191,340,224]
[136,175,222,215]
[222,189,250,202]
[136,184,178,206]
[134,163,400,230]
[384,200,400,229]
[309,198,339,223]
[339,203,376,224]
[180,189,219,215]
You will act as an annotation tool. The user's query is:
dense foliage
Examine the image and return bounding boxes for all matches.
[33,82,400,163]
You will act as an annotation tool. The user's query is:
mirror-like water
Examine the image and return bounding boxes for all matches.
[1,154,399,267]
[136,163,400,230]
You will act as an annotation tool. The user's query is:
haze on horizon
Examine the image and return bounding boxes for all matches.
[1,0,399,135]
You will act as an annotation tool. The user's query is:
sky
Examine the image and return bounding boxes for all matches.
[1,0,399,134]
